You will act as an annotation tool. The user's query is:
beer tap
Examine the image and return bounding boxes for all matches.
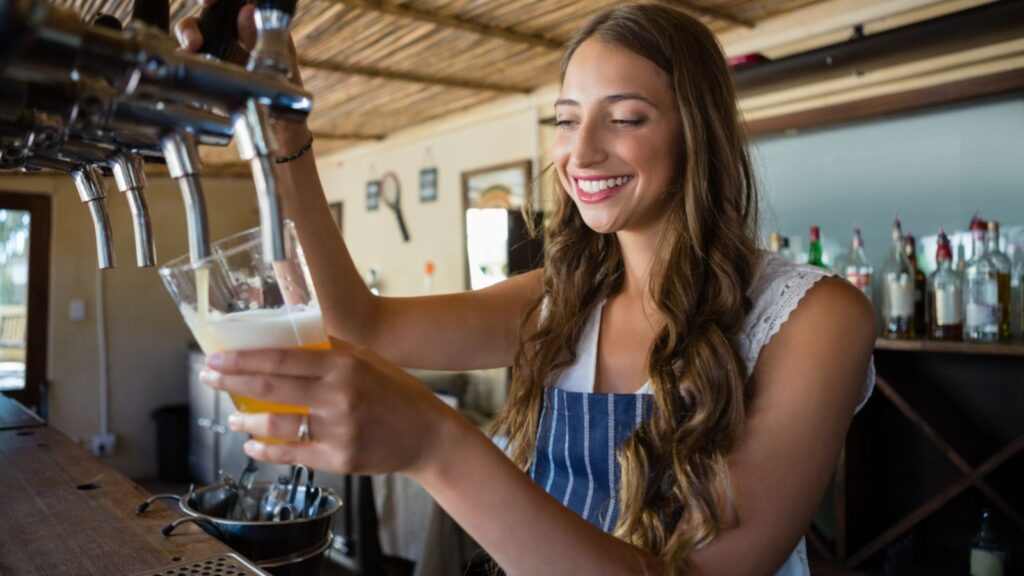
[131,0,210,264]
[108,152,155,267]
[70,164,116,269]
[199,0,301,263]
[27,155,117,269]
[0,0,314,265]
[160,131,210,263]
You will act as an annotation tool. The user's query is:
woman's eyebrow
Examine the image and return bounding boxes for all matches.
[554,93,657,108]
[605,92,656,106]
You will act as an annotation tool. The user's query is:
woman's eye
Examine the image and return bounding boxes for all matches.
[555,119,578,129]
[613,118,645,127]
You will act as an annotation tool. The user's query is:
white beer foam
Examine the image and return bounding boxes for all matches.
[182,304,327,354]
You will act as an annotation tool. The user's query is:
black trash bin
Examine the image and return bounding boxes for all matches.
[152,404,190,483]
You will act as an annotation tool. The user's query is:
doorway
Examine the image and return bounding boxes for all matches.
[0,191,51,415]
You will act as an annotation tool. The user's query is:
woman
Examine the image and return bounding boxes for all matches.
[180,3,876,574]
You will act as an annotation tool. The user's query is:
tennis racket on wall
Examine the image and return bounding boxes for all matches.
[380,171,410,242]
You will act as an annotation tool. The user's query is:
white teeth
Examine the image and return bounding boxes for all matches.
[577,176,630,193]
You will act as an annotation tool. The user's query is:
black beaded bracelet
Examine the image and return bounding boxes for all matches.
[275,131,314,164]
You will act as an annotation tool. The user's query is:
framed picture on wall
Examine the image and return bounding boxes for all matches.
[420,167,438,203]
[366,180,381,212]
[329,201,343,236]
[461,160,531,210]
[461,160,533,291]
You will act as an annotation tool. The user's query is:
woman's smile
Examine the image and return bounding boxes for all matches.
[573,174,635,203]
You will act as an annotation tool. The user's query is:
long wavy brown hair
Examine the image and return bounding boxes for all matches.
[490,3,760,572]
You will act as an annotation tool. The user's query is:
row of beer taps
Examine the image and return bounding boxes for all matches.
[0,0,310,267]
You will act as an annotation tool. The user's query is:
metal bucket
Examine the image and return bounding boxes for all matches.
[140,481,342,576]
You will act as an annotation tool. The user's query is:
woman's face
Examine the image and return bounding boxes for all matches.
[553,38,682,236]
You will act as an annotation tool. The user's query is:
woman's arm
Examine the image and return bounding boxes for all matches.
[687,277,876,574]
[274,145,543,370]
[176,5,542,370]
[414,277,875,575]
[211,276,874,575]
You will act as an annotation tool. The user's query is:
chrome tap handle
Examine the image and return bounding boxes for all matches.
[161,131,210,264]
[70,165,116,269]
[249,2,295,79]
[109,153,156,267]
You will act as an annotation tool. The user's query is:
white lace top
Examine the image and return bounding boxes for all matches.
[550,252,876,575]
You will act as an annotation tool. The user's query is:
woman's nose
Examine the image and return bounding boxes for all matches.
[571,120,607,168]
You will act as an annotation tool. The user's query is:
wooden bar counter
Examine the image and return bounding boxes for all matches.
[0,396,234,575]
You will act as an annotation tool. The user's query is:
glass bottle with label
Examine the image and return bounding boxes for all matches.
[882,218,915,339]
[903,231,928,336]
[1011,242,1024,340]
[986,221,1012,341]
[964,218,999,342]
[928,229,962,341]
[970,507,1005,576]
[808,226,826,269]
[845,226,873,304]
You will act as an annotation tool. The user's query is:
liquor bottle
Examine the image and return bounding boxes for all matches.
[1011,243,1024,340]
[928,229,962,341]
[957,234,968,275]
[903,231,928,336]
[807,226,826,269]
[964,218,999,342]
[970,507,1006,576]
[882,218,915,339]
[779,236,794,263]
[769,231,783,254]
[986,221,1012,341]
[844,226,873,303]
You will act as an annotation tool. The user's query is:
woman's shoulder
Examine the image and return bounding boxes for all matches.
[741,252,871,369]
[741,252,876,412]
[744,253,837,334]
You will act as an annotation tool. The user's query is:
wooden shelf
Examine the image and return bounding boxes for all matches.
[814,341,1024,572]
[874,338,1024,357]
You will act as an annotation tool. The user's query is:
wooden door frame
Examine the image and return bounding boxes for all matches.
[0,192,51,414]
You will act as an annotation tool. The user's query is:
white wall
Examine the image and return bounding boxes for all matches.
[0,173,259,479]
[316,85,559,414]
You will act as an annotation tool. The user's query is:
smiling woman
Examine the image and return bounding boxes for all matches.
[182,3,875,575]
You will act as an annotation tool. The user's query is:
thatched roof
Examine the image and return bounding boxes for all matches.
[45,0,1019,171]
[45,0,829,166]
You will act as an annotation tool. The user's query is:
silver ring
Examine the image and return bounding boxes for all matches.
[297,414,311,442]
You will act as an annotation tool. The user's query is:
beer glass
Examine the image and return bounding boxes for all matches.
[160,221,328,420]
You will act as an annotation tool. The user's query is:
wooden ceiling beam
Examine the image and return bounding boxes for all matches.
[326,0,563,50]
[298,58,531,93]
[662,0,755,28]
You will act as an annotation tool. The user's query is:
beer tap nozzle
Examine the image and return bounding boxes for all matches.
[160,131,210,264]
[234,99,285,263]
[69,165,116,270]
[230,0,302,264]
[109,153,155,267]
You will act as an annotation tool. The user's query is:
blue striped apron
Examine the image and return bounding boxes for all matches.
[529,387,653,531]
[526,387,810,576]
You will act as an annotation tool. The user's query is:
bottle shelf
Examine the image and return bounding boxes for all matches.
[809,339,1024,572]
[874,338,1024,357]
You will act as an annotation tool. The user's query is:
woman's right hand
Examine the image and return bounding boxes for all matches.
[173,0,308,146]
[174,0,257,65]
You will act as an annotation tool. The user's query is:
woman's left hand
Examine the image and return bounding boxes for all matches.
[199,338,462,477]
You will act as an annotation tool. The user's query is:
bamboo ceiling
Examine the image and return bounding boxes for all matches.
[49,0,832,167]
